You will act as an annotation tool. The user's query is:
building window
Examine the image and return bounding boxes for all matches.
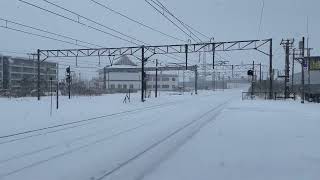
[153,77,160,81]
[11,67,22,72]
[172,85,176,89]
[130,84,134,89]
[23,74,34,79]
[162,85,169,88]
[11,73,21,79]
[162,77,169,81]
[123,84,127,89]
[118,84,122,89]
[172,78,176,81]
[23,67,34,73]
[147,85,152,89]
[110,84,115,89]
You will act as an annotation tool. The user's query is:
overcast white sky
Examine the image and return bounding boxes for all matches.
[0,0,318,75]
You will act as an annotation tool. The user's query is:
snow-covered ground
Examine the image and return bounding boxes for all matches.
[143,99,320,180]
[0,89,319,180]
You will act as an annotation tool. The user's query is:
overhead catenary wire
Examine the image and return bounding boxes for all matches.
[18,0,189,64]
[144,0,218,67]
[184,23,210,40]
[89,0,186,43]
[18,0,139,46]
[145,0,198,42]
[39,0,148,45]
[0,25,91,48]
[0,18,104,48]
[152,0,203,42]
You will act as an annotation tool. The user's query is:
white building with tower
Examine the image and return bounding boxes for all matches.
[99,56,179,93]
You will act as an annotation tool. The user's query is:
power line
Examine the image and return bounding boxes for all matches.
[18,0,188,64]
[0,25,91,48]
[18,0,140,45]
[89,0,186,43]
[152,0,203,42]
[145,0,198,42]
[184,23,211,40]
[40,0,150,45]
[0,18,103,48]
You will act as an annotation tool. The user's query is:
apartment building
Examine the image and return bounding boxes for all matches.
[146,73,178,91]
[0,55,58,92]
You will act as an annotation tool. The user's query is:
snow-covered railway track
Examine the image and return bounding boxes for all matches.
[0,96,213,179]
[0,98,190,145]
[95,98,233,180]
[0,93,235,180]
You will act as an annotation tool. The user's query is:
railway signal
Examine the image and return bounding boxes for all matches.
[66,66,71,99]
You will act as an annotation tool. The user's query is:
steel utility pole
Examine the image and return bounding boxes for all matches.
[141,46,145,102]
[37,49,41,101]
[212,43,215,69]
[145,73,148,99]
[251,61,255,97]
[103,67,107,91]
[280,39,294,99]
[195,67,198,94]
[301,37,305,104]
[269,39,273,99]
[50,77,53,116]
[56,63,59,110]
[185,44,188,70]
[285,42,290,99]
[213,71,216,91]
[211,72,214,91]
[307,48,312,96]
[68,75,71,99]
[183,70,185,94]
[222,74,225,91]
[259,63,262,92]
[231,65,234,79]
[56,81,59,109]
[307,35,310,98]
[218,72,221,89]
[291,49,295,92]
[155,59,158,98]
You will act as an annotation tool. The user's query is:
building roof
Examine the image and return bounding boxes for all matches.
[113,56,137,66]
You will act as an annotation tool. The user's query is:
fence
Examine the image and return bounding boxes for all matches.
[242,91,296,101]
